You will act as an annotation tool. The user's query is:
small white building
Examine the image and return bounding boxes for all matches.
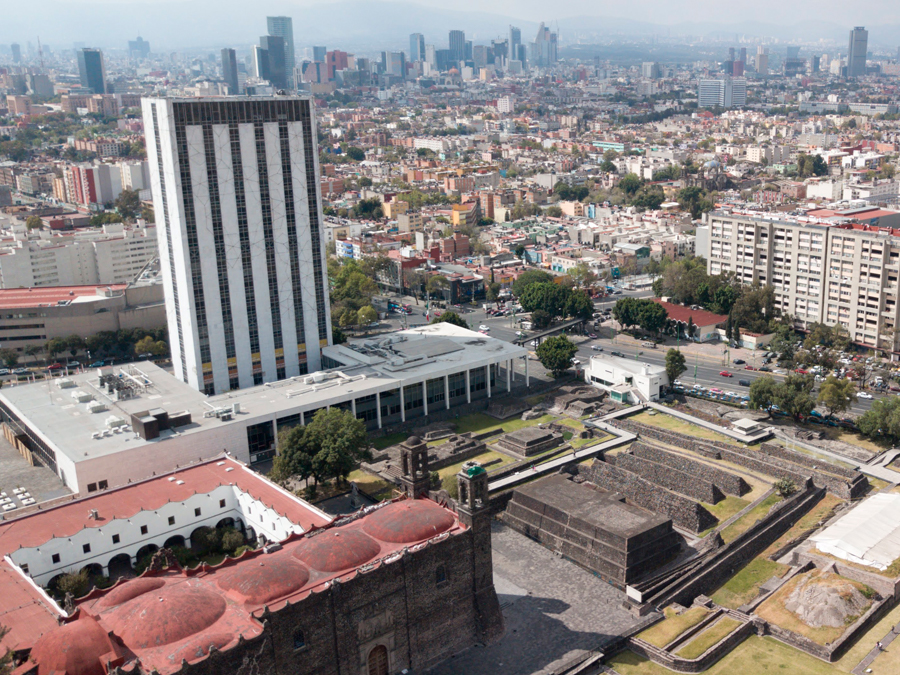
[584,355,668,403]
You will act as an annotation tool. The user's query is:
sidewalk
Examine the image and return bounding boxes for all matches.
[852,625,900,675]
[773,429,900,484]
[646,402,773,443]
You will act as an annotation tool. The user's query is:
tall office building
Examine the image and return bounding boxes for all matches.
[266,16,295,88]
[141,96,332,395]
[259,35,287,89]
[252,45,269,81]
[409,33,425,62]
[756,46,769,76]
[848,26,868,77]
[449,30,465,63]
[530,23,558,67]
[698,77,745,108]
[312,45,327,63]
[221,48,239,93]
[77,48,106,94]
[509,25,523,65]
[128,37,151,60]
[10,43,21,63]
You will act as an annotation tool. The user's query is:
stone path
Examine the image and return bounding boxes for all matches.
[646,402,772,443]
[852,624,900,675]
[773,430,900,484]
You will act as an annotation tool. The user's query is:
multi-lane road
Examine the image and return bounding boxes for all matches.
[375,291,880,418]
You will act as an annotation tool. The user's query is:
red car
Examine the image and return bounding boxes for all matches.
[719,371,733,377]
[744,365,755,370]
[47,363,63,370]
[794,368,808,374]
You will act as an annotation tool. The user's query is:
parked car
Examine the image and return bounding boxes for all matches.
[758,366,771,372]
[478,325,490,331]
[12,368,28,375]
[47,363,63,370]
[794,368,808,374]
[89,361,106,368]
[588,333,598,339]
[66,361,80,368]
[0,369,8,376]
[571,358,581,366]
[674,380,684,386]
[858,392,874,399]
[738,379,751,387]
[719,371,733,377]
[591,345,604,351]
[611,351,624,357]
[733,358,745,365]
[744,365,755,370]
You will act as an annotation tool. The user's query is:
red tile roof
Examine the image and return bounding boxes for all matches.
[654,300,727,327]
[0,284,128,309]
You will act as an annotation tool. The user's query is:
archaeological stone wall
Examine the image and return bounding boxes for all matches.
[578,461,717,533]
[630,443,749,497]
[613,452,723,504]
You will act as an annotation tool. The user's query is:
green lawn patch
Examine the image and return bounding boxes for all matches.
[346,469,396,501]
[675,617,742,659]
[609,636,843,675]
[637,606,709,648]
[455,412,556,435]
[702,496,749,524]
[372,432,406,450]
[710,557,789,609]
[720,493,782,543]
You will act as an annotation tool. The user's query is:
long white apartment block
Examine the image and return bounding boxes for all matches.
[704,209,900,356]
[142,96,332,395]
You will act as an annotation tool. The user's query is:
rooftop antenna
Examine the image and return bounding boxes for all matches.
[37,36,44,70]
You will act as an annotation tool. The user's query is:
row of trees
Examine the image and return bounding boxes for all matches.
[611,297,669,336]
[46,329,169,362]
[748,374,857,420]
[328,257,387,331]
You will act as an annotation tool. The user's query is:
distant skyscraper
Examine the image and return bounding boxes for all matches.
[531,22,558,67]
[409,33,425,62]
[259,35,287,89]
[848,26,868,77]
[252,45,269,80]
[739,47,747,64]
[221,48,239,93]
[449,30,465,63]
[77,48,106,94]
[266,16,295,88]
[509,26,521,64]
[756,46,769,76]
[425,44,437,69]
[313,45,327,63]
[141,96,332,394]
[10,43,20,63]
[128,37,151,60]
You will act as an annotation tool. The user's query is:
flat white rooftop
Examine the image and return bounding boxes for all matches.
[588,354,666,376]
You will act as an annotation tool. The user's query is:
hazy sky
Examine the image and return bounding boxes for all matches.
[2,0,897,49]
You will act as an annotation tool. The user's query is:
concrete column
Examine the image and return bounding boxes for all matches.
[400,386,406,423]
[444,375,451,410]
[466,369,471,403]
[351,398,357,417]
[525,356,530,387]
[506,359,511,392]
[422,381,428,416]
[376,392,382,429]
[486,365,492,399]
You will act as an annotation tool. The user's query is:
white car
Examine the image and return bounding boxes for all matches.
[591,345,604,351]
[674,379,683,386]
[531,340,539,346]
[479,325,490,331]
[571,358,581,366]
[858,392,874,399]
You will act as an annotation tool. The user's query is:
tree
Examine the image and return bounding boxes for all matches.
[425,274,449,300]
[732,324,741,348]
[530,309,552,329]
[0,349,17,369]
[774,478,797,498]
[56,569,90,598]
[618,173,643,196]
[612,297,641,330]
[345,146,365,161]
[567,262,596,288]
[135,335,155,355]
[858,397,900,444]
[512,269,554,297]
[25,215,42,230]
[304,408,371,482]
[431,311,468,328]
[535,335,578,376]
[749,375,780,417]
[404,269,427,303]
[24,344,41,366]
[514,244,526,259]
[665,348,686,384]
[357,306,377,326]
[686,316,695,340]
[637,302,668,336]
[114,189,141,221]
[66,335,85,359]
[519,283,571,321]
[817,376,856,418]
[545,205,563,218]
[357,176,373,187]
[775,374,816,421]
[485,282,502,302]
[565,290,594,321]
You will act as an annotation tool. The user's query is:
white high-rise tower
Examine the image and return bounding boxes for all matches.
[142,96,332,395]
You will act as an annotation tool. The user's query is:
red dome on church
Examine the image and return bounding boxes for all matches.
[216,556,310,604]
[293,529,381,572]
[30,614,123,675]
[362,500,455,543]
[107,581,226,648]
[97,577,166,608]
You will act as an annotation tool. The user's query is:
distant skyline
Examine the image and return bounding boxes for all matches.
[1,0,898,50]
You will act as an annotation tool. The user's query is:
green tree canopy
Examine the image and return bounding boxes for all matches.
[519,282,571,320]
[817,376,856,417]
[749,375,780,416]
[115,189,142,221]
[431,311,468,328]
[858,397,900,445]
[665,348,686,384]
[512,269,554,297]
[535,335,578,376]
[618,173,643,196]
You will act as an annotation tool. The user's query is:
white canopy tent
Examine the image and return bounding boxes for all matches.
[811,493,900,571]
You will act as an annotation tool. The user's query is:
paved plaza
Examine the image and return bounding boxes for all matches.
[428,521,647,675]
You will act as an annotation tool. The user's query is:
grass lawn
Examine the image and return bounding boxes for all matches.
[372,432,406,450]
[831,429,890,455]
[637,606,710,648]
[720,493,782,543]
[609,636,844,675]
[524,394,546,405]
[710,557,789,609]
[631,410,734,444]
[438,450,518,497]
[756,571,873,645]
[703,496,750,525]
[675,617,743,659]
[555,417,586,430]
[455,412,556,436]
[346,469,397,501]
[762,493,842,558]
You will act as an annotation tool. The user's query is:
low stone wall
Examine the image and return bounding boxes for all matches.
[669,403,731,429]
[627,618,754,673]
[613,452,724,505]
[758,443,868,499]
[644,487,824,608]
[578,461,717,533]
[631,443,749,497]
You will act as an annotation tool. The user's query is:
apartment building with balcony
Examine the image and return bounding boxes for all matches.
[704,210,900,355]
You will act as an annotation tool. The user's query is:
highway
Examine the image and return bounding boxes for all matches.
[373,290,879,418]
